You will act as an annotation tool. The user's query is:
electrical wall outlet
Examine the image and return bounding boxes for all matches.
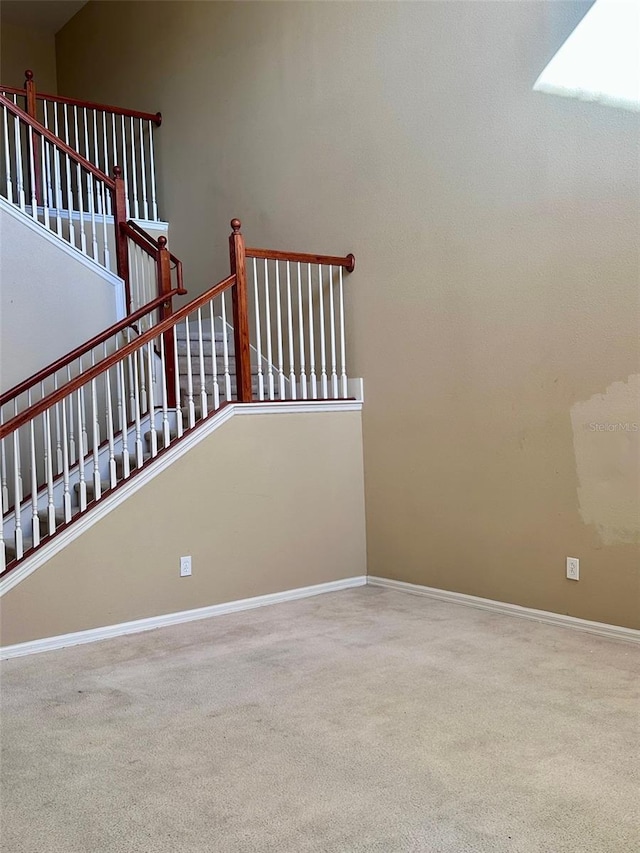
[566,557,579,581]
[180,556,192,577]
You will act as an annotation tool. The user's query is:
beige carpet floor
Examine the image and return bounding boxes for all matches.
[1,586,638,852]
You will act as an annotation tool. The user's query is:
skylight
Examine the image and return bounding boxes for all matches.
[534,0,640,112]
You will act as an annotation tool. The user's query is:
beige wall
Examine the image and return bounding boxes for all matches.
[55,2,640,629]
[0,203,123,392]
[1,21,57,92]
[0,410,367,646]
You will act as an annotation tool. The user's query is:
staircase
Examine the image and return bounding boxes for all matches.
[0,72,356,580]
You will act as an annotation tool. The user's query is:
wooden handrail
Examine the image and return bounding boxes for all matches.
[245,246,356,272]
[0,288,186,409]
[0,276,236,438]
[122,220,184,290]
[35,93,161,126]
[0,93,115,187]
[1,70,162,125]
[120,222,160,258]
[0,85,26,96]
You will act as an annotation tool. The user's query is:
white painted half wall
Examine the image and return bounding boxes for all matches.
[0,200,125,392]
[0,408,367,646]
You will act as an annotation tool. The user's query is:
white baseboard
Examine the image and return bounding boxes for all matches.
[367,577,640,644]
[0,575,367,660]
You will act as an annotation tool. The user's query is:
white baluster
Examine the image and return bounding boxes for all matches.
[339,265,348,398]
[51,103,63,236]
[12,430,23,559]
[286,261,296,400]
[328,265,338,398]
[184,315,195,426]
[39,128,50,229]
[83,108,98,260]
[318,265,328,398]
[173,325,184,437]
[264,259,274,400]
[2,101,13,203]
[63,106,76,248]
[66,365,76,463]
[44,407,55,535]
[139,118,148,220]
[105,366,117,489]
[130,116,139,219]
[90,378,101,501]
[73,107,87,254]
[197,308,207,419]
[61,387,71,522]
[26,126,37,219]
[117,359,130,479]
[110,113,117,215]
[120,114,130,218]
[76,388,87,511]
[252,258,264,401]
[131,353,143,467]
[208,299,220,411]
[297,262,307,399]
[308,265,317,399]
[93,110,102,215]
[13,400,22,503]
[29,403,40,548]
[53,376,63,474]
[275,261,285,398]
[103,112,112,216]
[148,119,158,220]
[13,99,25,210]
[42,102,54,211]
[101,181,110,269]
[145,342,158,456]
[159,335,171,447]
[0,426,8,510]
[138,344,148,413]
[220,293,232,402]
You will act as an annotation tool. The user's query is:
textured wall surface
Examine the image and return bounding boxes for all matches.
[0,21,57,92]
[55,1,640,627]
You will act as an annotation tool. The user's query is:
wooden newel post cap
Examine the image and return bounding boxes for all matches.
[230,219,242,234]
[158,236,168,249]
[25,70,34,82]
[113,165,122,179]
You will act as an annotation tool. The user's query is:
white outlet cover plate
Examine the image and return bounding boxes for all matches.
[566,557,579,581]
[180,556,192,577]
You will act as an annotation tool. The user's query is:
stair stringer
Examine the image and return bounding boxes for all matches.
[0,391,364,598]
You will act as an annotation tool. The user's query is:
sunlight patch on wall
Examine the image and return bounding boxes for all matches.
[534,0,640,112]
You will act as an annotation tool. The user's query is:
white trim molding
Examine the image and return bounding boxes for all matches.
[0,397,363,597]
[0,576,367,659]
[367,577,640,645]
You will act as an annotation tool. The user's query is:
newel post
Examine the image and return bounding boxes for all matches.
[229,219,253,403]
[24,70,37,117]
[113,166,131,311]
[157,236,177,407]
[24,70,43,203]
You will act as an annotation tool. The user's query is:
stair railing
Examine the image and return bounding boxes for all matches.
[0,221,355,574]
[0,94,179,335]
[1,92,126,275]
[244,232,355,401]
[1,71,161,221]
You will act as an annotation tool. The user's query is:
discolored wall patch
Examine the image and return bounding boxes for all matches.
[570,375,640,546]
